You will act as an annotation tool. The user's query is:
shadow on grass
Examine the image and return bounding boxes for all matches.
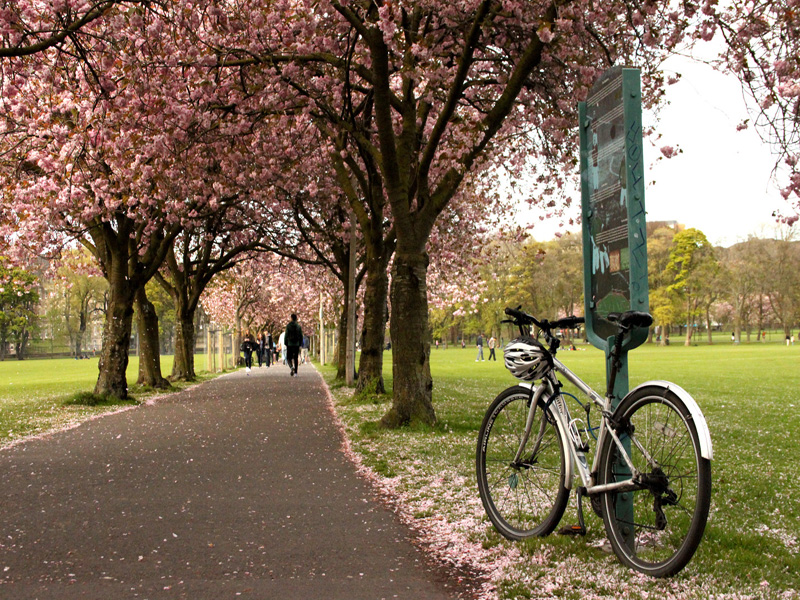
[62,392,140,408]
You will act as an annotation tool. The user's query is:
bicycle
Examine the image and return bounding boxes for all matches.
[476,307,712,577]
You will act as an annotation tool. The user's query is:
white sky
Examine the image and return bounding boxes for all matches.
[524,54,793,247]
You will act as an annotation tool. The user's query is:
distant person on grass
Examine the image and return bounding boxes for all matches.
[476,333,484,362]
[285,314,303,377]
[488,335,497,361]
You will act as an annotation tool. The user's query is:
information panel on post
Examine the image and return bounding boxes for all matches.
[579,66,649,352]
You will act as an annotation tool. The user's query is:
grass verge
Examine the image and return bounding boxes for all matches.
[0,354,224,448]
[321,343,800,600]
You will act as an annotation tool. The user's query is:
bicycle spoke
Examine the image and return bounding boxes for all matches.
[600,391,710,577]
[478,390,569,539]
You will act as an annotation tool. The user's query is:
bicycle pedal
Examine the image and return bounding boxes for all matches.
[558,524,586,536]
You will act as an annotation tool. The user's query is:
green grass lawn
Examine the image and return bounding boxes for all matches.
[2,343,798,597]
[0,354,216,445]
[322,342,800,599]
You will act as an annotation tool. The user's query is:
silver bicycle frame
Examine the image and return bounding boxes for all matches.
[518,357,645,495]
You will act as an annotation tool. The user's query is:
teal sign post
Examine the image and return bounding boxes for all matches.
[579,66,649,546]
[579,66,649,351]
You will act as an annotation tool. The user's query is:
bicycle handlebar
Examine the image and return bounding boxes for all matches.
[552,315,585,330]
[505,306,653,335]
[504,306,538,327]
[606,311,653,330]
[503,307,586,353]
[504,307,585,333]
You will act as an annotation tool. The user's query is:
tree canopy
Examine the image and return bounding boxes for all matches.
[0,0,798,420]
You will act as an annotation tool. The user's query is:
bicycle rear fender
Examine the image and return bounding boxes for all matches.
[627,381,713,460]
[517,382,576,489]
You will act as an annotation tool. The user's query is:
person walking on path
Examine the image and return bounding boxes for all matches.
[265,331,274,366]
[257,330,267,367]
[278,330,286,365]
[241,330,257,374]
[285,313,303,376]
[475,333,484,361]
[488,335,497,361]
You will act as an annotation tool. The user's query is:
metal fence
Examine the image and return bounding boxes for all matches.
[203,328,235,372]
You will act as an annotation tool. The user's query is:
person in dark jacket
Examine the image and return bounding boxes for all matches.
[284,314,303,377]
[267,331,275,365]
[262,331,273,367]
[257,330,266,367]
[241,330,257,374]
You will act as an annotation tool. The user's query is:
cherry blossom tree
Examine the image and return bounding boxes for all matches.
[0,0,144,57]
[201,252,324,354]
[201,0,716,426]
[715,1,800,220]
[1,0,738,420]
[135,283,170,388]
[0,3,273,397]
[271,186,369,381]
[1,1,328,395]
[154,191,291,382]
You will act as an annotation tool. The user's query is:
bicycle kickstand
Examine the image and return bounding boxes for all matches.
[558,488,587,536]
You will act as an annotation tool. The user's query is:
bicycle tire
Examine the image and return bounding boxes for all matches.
[476,385,570,539]
[597,385,711,577]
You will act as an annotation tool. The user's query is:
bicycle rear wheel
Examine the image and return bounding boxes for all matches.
[476,386,569,539]
[598,386,711,577]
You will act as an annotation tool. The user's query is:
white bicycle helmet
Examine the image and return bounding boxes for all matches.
[504,336,551,381]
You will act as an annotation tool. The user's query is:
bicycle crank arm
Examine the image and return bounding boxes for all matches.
[586,478,645,495]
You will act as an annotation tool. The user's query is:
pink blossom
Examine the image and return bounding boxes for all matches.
[537,25,554,43]
[659,145,679,159]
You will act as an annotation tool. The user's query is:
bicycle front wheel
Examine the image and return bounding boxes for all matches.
[598,386,711,577]
[476,385,569,540]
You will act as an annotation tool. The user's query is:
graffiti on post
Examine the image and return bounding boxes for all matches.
[579,67,648,351]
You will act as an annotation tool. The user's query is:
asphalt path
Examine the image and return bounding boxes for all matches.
[0,362,470,599]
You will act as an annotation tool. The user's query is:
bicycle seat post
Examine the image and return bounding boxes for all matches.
[606,325,628,401]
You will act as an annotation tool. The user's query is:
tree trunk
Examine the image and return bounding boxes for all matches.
[15,330,28,360]
[95,284,135,399]
[336,307,348,380]
[172,301,197,381]
[382,252,436,428]
[357,260,388,395]
[135,286,170,389]
[76,312,86,358]
[234,316,243,366]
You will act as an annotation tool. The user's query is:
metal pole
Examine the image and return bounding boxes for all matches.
[217,329,224,372]
[319,291,326,366]
[206,327,212,373]
[607,341,633,549]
